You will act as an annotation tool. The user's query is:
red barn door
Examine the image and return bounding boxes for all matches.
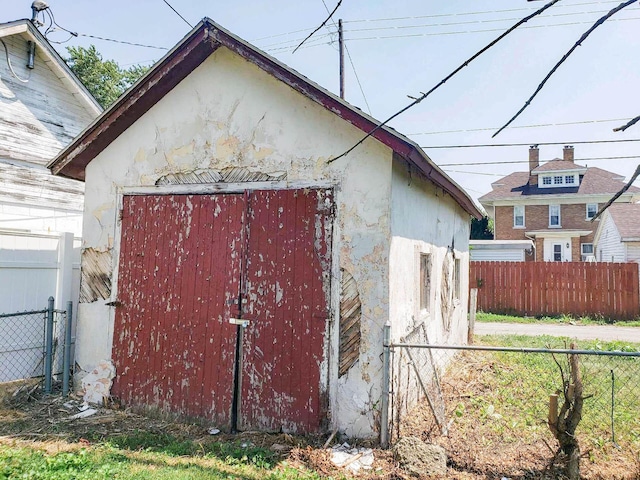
[239,188,333,433]
[111,189,333,433]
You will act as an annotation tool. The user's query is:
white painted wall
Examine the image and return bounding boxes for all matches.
[0,33,96,166]
[595,215,626,262]
[388,162,471,423]
[77,47,398,438]
[0,231,80,382]
[543,237,572,262]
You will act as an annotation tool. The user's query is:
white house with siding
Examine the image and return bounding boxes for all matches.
[0,18,100,381]
[49,19,481,441]
[594,203,640,264]
[469,239,534,262]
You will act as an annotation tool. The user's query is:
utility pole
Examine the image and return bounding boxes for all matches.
[338,18,344,99]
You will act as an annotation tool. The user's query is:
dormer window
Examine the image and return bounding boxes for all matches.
[539,173,579,188]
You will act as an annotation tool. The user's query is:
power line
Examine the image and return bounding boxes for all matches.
[294,0,342,53]
[408,117,632,136]
[494,0,639,138]
[320,0,373,115]
[78,33,169,50]
[442,169,505,176]
[343,7,620,34]
[422,138,640,149]
[439,155,640,167]
[256,1,622,47]
[161,0,193,28]
[343,0,622,24]
[262,14,639,54]
[328,0,563,164]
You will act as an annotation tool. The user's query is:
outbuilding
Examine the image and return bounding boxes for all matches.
[50,19,481,440]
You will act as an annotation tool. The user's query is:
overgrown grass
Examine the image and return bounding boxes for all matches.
[0,433,324,480]
[476,311,640,327]
[449,334,640,451]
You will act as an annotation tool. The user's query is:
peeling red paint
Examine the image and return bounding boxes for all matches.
[111,189,333,433]
[239,189,333,433]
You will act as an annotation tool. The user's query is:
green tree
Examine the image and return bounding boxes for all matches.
[66,45,150,108]
[470,215,493,240]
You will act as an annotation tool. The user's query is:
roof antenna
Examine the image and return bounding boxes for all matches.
[31,1,49,24]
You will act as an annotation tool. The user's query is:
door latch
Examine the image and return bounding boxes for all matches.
[229,318,250,328]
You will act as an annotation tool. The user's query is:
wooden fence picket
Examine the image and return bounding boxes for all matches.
[470,261,640,320]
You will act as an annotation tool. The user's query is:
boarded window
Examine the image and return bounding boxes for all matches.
[339,269,361,377]
[420,253,432,311]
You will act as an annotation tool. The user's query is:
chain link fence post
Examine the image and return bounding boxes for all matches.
[44,296,55,394]
[380,323,391,448]
[62,300,73,396]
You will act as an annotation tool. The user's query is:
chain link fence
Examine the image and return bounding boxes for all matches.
[0,298,74,394]
[385,332,640,476]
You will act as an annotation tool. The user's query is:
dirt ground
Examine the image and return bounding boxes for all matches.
[1,379,639,479]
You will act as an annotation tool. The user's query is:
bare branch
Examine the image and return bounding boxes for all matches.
[328,0,562,164]
[591,164,640,221]
[292,0,342,54]
[493,0,638,138]
[613,114,640,132]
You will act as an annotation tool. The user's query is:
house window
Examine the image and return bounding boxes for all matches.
[553,244,563,262]
[513,205,525,227]
[419,253,431,311]
[453,258,461,300]
[549,205,561,227]
[565,175,575,185]
[581,243,594,261]
[553,176,563,185]
[586,203,598,220]
[542,177,552,185]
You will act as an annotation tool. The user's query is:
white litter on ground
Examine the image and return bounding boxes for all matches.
[69,408,97,420]
[81,360,116,404]
[330,442,375,474]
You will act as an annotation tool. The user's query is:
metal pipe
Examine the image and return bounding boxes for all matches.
[62,301,73,396]
[27,41,35,69]
[44,296,54,394]
[380,323,391,448]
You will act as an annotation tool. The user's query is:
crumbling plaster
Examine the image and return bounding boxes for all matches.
[77,46,393,437]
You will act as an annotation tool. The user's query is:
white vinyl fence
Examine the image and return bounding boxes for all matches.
[0,231,80,382]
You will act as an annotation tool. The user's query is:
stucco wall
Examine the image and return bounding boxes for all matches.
[388,161,471,427]
[76,47,396,437]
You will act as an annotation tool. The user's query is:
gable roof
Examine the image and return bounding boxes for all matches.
[0,19,102,115]
[47,18,481,219]
[480,166,640,202]
[531,159,587,174]
[604,203,640,241]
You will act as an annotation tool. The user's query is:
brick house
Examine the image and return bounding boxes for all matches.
[479,146,640,262]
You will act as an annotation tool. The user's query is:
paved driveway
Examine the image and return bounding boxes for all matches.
[475,322,640,343]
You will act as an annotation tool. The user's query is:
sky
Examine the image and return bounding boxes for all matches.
[3,0,640,208]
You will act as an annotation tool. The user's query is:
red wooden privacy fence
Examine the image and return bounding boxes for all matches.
[470,261,640,320]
